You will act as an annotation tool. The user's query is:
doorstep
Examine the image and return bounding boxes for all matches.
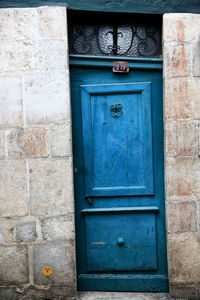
[76,292,182,300]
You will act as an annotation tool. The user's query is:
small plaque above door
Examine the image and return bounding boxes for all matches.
[113,61,129,73]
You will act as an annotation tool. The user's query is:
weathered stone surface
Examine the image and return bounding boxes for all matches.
[13,8,39,40]
[197,200,200,233]
[24,73,70,124]
[44,284,75,299]
[198,125,200,157]
[192,42,200,77]
[29,158,74,216]
[15,222,37,242]
[170,284,198,299]
[77,292,177,300]
[165,120,198,156]
[2,40,38,72]
[169,233,200,283]
[177,121,198,156]
[0,77,23,128]
[166,157,200,200]
[32,242,75,284]
[0,131,5,159]
[0,287,17,300]
[0,10,12,40]
[164,77,200,119]
[0,5,75,299]
[0,218,15,244]
[164,42,192,78]
[7,127,49,158]
[165,121,177,156]
[12,284,75,300]
[163,14,200,42]
[39,39,68,71]
[51,124,72,157]
[168,201,197,232]
[0,245,28,284]
[0,160,28,217]
[37,6,67,38]
[41,215,75,241]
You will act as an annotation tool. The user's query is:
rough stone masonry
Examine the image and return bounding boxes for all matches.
[0,6,76,300]
[0,5,200,300]
[164,13,200,299]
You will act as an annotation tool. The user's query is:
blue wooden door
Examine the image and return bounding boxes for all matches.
[70,57,168,291]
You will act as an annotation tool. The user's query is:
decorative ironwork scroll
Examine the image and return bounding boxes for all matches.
[69,18,162,58]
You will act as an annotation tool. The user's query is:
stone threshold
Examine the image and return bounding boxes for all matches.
[76,292,182,300]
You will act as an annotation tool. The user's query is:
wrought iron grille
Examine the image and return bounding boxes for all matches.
[68,12,162,58]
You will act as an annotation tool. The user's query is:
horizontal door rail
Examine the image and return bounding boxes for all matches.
[81,206,159,214]
[69,55,163,70]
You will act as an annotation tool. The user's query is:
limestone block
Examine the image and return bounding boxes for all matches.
[13,8,39,40]
[166,157,200,200]
[24,73,70,124]
[37,6,67,38]
[0,77,23,128]
[0,131,5,159]
[15,222,37,242]
[29,158,74,216]
[0,9,12,40]
[39,39,68,71]
[51,124,72,157]
[163,42,192,78]
[7,127,49,158]
[170,284,198,299]
[0,287,17,300]
[192,41,200,77]
[2,40,38,72]
[165,77,200,119]
[44,285,75,299]
[41,215,75,241]
[168,201,197,232]
[163,14,200,42]
[169,233,200,283]
[0,218,15,244]
[0,160,28,217]
[32,241,75,284]
[177,121,198,156]
[11,284,75,300]
[165,121,177,156]
[0,245,28,284]
[197,200,200,233]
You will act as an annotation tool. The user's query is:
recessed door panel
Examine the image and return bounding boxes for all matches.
[81,83,154,197]
[84,210,157,272]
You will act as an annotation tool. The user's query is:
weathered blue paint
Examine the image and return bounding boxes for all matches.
[81,82,154,197]
[1,0,200,14]
[85,212,157,272]
[69,55,163,70]
[70,56,168,291]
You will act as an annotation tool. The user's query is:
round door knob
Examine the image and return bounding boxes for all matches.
[117,237,125,246]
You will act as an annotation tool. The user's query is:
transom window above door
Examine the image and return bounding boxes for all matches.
[68,11,162,58]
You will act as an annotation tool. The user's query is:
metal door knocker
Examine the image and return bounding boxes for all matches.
[110,103,123,117]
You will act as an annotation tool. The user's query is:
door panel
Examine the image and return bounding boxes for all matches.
[84,209,157,272]
[81,83,154,197]
[70,58,168,292]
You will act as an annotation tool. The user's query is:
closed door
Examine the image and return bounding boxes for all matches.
[70,57,168,292]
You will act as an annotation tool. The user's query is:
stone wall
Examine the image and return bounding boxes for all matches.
[163,13,200,299]
[0,6,76,300]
